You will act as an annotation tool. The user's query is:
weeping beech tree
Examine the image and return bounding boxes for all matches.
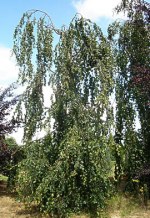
[13,11,115,215]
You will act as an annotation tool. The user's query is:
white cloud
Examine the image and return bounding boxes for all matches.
[0,46,19,87]
[73,0,126,21]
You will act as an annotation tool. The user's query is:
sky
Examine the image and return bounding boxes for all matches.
[1,0,148,143]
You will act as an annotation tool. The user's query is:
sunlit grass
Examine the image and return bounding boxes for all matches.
[100,193,150,218]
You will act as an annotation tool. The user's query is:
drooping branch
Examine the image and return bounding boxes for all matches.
[26,9,64,35]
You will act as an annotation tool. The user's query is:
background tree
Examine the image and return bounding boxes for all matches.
[0,84,20,176]
[108,0,150,182]
[0,84,20,137]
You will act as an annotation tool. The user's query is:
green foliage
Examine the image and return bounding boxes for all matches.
[0,84,20,137]
[2,136,25,188]
[13,12,53,141]
[16,140,50,203]
[0,174,8,182]
[108,0,150,180]
[0,84,21,182]
[17,130,113,216]
[0,137,17,176]
[4,136,18,149]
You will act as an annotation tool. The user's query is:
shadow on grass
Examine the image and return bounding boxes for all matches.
[0,181,17,198]
[16,206,45,218]
[0,181,50,218]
